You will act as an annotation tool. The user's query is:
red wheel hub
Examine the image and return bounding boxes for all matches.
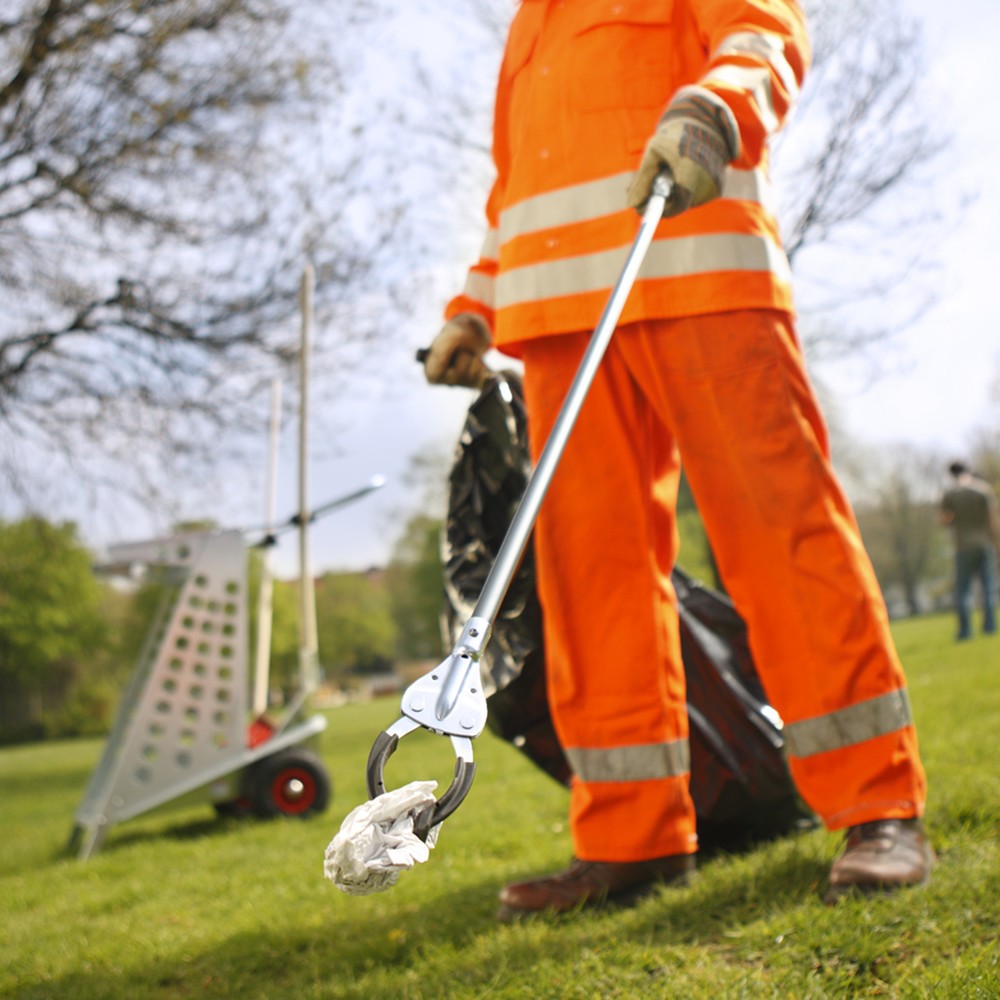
[271,767,317,814]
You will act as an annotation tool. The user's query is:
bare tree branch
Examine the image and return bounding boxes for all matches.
[0,0,406,521]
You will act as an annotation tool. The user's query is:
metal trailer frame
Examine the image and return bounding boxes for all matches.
[69,528,328,860]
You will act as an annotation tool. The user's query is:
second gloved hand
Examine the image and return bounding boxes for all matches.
[627,88,739,217]
[422,313,492,389]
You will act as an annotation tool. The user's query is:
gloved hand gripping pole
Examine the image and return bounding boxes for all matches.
[366,173,675,834]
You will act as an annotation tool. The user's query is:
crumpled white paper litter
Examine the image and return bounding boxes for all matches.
[323,780,441,895]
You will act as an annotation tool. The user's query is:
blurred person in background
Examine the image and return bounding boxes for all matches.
[941,460,1000,640]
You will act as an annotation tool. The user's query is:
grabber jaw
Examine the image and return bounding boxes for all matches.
[365,617,491,838]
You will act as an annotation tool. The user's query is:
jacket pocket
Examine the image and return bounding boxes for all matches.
[568,0,675,112]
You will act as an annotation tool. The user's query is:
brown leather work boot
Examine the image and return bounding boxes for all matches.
[825,818,934,904]
[497,854,695,920]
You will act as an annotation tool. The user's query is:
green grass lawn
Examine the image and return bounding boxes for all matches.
[1,613,998,999]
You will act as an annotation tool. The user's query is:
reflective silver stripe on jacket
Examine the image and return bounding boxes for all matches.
[703,64,781,134]
[457,227,499,309]
[495,231,790,310]
[565,739,690,784]
[784,689,914,760]
[713,32,801,102]
[460,270,495,310]
[706,33,801,137]
[479,226,500,263]
[498,169,772,247]
[703,34,800,138]
[459,167,779,311]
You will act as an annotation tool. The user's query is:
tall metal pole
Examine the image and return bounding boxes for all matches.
[298,263,320,696]
[252,378,282,716]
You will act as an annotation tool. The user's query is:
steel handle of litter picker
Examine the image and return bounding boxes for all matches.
[366,172,674,831]
[472,171,673,625]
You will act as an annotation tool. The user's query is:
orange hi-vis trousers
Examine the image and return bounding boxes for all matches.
[520,311,927,863]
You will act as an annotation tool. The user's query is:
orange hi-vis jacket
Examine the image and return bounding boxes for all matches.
[446,0,811,350]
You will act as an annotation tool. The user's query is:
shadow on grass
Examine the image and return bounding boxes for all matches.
[104,812,251,848]
[59,805,334,863]
[57,811,242,864]
[632,842,830,939]
[9,844,831,1000]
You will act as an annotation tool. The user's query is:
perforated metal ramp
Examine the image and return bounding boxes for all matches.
[71,529,326,859]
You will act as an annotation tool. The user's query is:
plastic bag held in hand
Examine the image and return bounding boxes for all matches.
[323,781,441,895]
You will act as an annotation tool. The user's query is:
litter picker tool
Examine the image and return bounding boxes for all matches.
[366,173,674,837]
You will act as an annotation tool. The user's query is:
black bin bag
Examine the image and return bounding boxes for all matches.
[441,371,815,852]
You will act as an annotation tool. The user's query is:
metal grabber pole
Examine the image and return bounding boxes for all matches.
[366,173,674,836]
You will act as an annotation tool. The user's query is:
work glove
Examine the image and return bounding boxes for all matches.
[421,312,492,389]
[627,88,740,217]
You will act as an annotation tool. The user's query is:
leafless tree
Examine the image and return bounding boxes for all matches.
[0,0,399,521]
[0,0,953,548]
[853,443,951,617]
[967,367,1000,489]
[778,0,947,363]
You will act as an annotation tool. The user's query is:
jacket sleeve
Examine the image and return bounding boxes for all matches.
[443,178,500,332]
[445,2,535,333]
[684,0,811,168]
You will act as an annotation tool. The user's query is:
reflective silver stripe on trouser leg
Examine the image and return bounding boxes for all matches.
[783,689,914,759]
[565,740,690,783]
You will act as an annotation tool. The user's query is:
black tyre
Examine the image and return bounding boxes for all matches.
[250,748,331,819]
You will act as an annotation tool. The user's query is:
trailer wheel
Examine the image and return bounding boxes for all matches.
[251,748,331,819]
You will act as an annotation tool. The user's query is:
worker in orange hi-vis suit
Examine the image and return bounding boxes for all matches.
[423,0,931,917]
